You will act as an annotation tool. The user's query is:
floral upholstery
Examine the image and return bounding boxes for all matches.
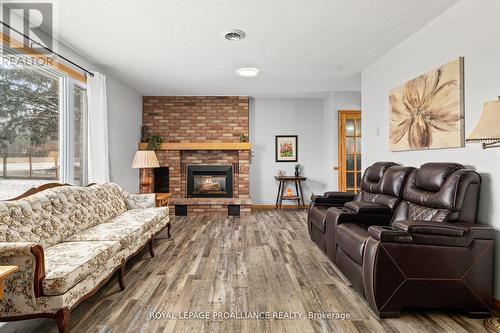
[0,183,170,318]
[43,240,122,296]
[125,193,156,209]
[0,242,39,315]
[0,184,128,248]
[65,207,168,249]
[38,252,123,313]
[38,230,154,314]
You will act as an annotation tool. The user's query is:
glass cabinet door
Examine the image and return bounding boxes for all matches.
[338,111,362,193]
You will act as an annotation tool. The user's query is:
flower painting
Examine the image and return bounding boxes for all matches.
[275,135,298,162]
[389,58,464,151]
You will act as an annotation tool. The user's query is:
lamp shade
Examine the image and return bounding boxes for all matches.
[132,150,159,168]
[466,98,500,143]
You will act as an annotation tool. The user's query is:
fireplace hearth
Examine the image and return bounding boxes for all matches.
[187,165,233,198]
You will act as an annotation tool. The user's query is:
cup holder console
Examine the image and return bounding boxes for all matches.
[381,226,396,230]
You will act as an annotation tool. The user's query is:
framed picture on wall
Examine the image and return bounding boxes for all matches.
[389,57,464,151]
[275,135,298,162]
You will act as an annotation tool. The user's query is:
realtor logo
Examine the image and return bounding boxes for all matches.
[1,1,54,54]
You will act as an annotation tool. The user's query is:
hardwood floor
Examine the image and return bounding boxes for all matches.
[1,210,489,332]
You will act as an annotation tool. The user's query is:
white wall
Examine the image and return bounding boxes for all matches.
[322,91,361,190]
[249,98,325,204]
[362,0,500,299]
[249,94,361,204]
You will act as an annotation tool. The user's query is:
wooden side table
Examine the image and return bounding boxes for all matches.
[0,265,18,300]
[155,193,171,207]
[155,193,172,238]
[274,176,307,209]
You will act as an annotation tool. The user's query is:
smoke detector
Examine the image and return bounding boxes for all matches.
[224,29,246,41]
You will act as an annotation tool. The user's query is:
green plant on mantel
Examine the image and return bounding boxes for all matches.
[147,135,163,150]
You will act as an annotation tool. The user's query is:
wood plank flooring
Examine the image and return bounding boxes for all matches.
[1,210,489,333]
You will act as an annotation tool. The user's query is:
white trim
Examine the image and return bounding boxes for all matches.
[60,77,74,183]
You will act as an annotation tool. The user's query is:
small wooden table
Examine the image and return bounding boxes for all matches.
[155,193,171,207]
[155,193,172,238]
[274,176,307,209]
[0,265,18,300]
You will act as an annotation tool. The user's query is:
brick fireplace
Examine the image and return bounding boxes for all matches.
[141,96,251,215]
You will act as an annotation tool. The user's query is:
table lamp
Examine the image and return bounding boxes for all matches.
[466,97,500,149]
[132,150,159,193]
[466,98,500,332]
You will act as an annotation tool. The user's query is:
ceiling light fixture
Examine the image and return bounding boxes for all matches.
[236,68,260,77]
[224,29,246,41]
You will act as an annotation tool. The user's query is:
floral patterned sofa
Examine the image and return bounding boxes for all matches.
[0,183,170,332]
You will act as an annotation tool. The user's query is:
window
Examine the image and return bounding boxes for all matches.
[74,86,88,185]
[0,52,88,199]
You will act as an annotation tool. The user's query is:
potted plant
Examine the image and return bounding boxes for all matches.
[147,135,163,150]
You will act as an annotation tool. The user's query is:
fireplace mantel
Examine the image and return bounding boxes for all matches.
[138,142,251,151]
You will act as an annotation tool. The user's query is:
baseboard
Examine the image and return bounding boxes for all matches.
[252,204,307,210]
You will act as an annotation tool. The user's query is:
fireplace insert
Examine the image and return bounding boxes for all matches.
[187,165,233,198]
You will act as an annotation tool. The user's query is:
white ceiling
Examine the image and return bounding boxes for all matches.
[55,0,459,96]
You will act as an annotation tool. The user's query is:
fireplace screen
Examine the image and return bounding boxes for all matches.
[187,165,233,198]
[193,175,227,195]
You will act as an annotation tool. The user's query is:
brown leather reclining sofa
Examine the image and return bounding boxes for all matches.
[308,162,413,262]
[308,162,494,317]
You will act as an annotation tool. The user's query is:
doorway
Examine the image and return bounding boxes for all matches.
[338,110,362,193]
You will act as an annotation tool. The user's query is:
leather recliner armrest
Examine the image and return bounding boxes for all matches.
[344,201,391,215]
[311,192,355,206]
[392,220,467,237]
[323,191,356,200]
[368,226,412,242]
[368,221,495,247]
[393,220,495,239]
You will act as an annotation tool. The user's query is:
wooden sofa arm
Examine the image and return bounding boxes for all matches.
[0,242,45,299]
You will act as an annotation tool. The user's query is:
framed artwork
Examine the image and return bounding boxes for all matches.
[389,57,464,151]
[275,135,298,162]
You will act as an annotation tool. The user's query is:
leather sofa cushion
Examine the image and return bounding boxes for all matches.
[344,201,391,214]
[364,162,397,183]
[357,164,414,210]
[336,223,370,265]
[415,163,463,192]
[309,206,328,232]
[398,163,481,213]
[43,240,122,296]
[336,247,365,296]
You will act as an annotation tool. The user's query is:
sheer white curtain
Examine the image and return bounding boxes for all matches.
[87,72,110,183]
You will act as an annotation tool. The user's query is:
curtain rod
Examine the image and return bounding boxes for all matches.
[0,21,95,77]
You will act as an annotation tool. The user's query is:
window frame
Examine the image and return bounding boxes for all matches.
[72,82,88,186]
[0,46,88,186]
